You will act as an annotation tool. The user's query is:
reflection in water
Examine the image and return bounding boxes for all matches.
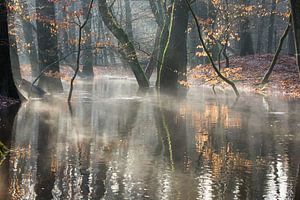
[0,105,19,200]
[1,78,300,199]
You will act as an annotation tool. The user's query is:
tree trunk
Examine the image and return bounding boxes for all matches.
[256,0,266,54]
[290,0,300,73]
[20,1,39,78]
[158,0,189,89]
[81,0,94,77]
[239,0,254,56]
[145,0,164,79]
[98,19,109,66]
[7,10,21,82]
[58,1,70,65]
[262,17,291,84]
[156,5,172,85]
[124,0,134,41]
[145,27,161,79]
[288,27,296,56]
[0,1,19,99]
[267,0,276,53]
[36,0,63,92]
[98,0,149,87]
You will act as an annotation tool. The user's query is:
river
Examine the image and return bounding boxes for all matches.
[1,76,300,199]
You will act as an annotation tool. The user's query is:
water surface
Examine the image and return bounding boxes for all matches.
[1,77,300,199]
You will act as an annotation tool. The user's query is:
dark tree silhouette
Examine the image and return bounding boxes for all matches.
[36,0,63,92]
[0,1,19,99]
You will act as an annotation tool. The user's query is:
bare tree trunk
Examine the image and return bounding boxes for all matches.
[145,0,164,79]
[288,27,296,56]
[156,6,171,85]
[36,0,63,92]
[262,16,291,84]
[7,9,21,82]
[158,0,189,89]
[290,0,300,74]
[239,0,254,56]
[145,27,161,79]
[124,0,133,41]
[81,0,94,77]
[98,19,109,66]
[98,0,149,87]
[256,0,266,54]
[267,0,276,53]
[20,1,39,78]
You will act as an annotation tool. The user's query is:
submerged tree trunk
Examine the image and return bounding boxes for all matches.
[158,0,189,89]
[36,0,63,92]
[81,0,94,77]
[0,1,19,99]
[98,0,149,87]
[290,0,300,73]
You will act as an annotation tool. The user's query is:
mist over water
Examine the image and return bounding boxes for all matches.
[1,77,300,199]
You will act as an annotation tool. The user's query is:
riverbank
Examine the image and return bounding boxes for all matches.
[17,54,300,100]
[187,54,300,98]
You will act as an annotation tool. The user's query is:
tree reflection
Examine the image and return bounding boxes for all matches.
[0,105,19,199]
[35,105,57,200]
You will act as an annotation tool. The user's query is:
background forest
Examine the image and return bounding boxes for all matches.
[1,1,300,199]
[0,0,299,101]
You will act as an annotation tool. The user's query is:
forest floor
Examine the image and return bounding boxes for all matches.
[187,54,300,99]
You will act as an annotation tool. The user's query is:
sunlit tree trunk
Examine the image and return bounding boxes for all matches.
[36,0,63,92]
[0,1,19,99]
[158,0,189,89]
[98,0,149,87]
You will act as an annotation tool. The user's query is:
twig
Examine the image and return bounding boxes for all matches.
[185,0,240,97]
[68,0,95,102]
